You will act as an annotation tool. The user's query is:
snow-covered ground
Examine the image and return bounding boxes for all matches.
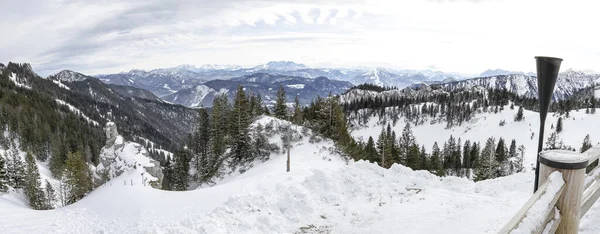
[2,116,600,233]
[351,105,600,168]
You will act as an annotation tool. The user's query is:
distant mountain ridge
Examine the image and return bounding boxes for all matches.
[341,70,600,104]
[94,61,469,98]
[162,73,354,107]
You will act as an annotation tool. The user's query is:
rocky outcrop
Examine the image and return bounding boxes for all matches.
[95,122,163,189]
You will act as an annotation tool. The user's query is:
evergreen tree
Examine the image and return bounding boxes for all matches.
[229,85,253,166]
[161,158,174,190]
[172,149,191,191]
[252,94,264,117]
[6,146,24,188]
[430,142,444,176]
[508,139,517,159]
[556,117,563,133]
[462,140,471,177]
[399,123,415,165]
[407,143,421,169]
[274,85,287,120]
[292,95,303,125]
[469,142,480,177]
[475,137,495,181]
[545,132,563,150]
[44,179,55,209]
[193,108,210,175]
[252,123,274,162]
[581,134,593,153]
[0,153,7,192]
[365,136,377,163]
[514,106,524,121]
[210,94,229,168]
[64,151,93,204]
[420,145,428,171]
[515,145,525,173]
[24,151,47,210]
[495,138,508,177]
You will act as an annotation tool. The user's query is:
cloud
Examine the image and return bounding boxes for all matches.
[1,0,599,76]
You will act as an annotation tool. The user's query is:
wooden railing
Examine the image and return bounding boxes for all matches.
[499,147,600,234]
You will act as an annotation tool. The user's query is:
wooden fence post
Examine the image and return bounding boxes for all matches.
[538,150,588,234]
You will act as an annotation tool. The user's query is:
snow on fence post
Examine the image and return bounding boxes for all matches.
[538,150,588,234]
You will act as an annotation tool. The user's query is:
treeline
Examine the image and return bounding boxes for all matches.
[0,64,99,209]
[344,83,598,129]
[162,86,278,190]
[357,122,526,180]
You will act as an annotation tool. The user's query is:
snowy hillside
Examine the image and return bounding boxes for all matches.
[351,104,600,170]
[93,122,163,188]
[3,116,600,233]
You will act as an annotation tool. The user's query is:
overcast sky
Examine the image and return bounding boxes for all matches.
[1,0,598,76]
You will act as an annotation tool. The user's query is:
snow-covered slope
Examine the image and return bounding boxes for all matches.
[93,122,163,188]
[351,104,600,170]
[3,115,600,233]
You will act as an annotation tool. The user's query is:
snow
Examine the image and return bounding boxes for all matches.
[51,79,71,90]
[351,104,600,168]
[540,150,588,163]
[8,72,30,89]
[512,171,564,234]
[55,99,100,126]
[4,116,600,233]
[286,84,305,89]
[595,88,600,98]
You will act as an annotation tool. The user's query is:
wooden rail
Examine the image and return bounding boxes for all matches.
[497,171,564,234]
[581,146,600,219]
[499,148,600,234]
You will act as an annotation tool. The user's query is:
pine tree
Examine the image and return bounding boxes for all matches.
[0,153,7,192]
[556,117,563,133]
[210,94,229,167]
[420,145,428,171]
[430,142,444,176]
[495,138,508,177]
[514,106,524,121]
[65,151,93,204]
[407,143,421,169]
[274,85,287,120]
[515,145,525,173]
[252,94,264,117]
[399,122,415,165]
[172,149,191,191]
[581,134,593,153]
[475,137,495,181]
[229,85,252,167]
[44,180,55,209]
[462,140,471,177]
[6,146,24,188]
[508,139,517,175]
[469,142,480,177]
[292,95,303,125]
[545,132,563,150]
[24,151,47,210]
[193,108,210,174]
[365,136,377,163]
[161,158,174,190]
[252,123,273,162]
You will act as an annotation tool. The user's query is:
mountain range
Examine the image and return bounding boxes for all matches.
[341,69,600,104]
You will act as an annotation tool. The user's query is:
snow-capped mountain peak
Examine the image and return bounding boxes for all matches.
[479,69,525,77]
[50,70,92,82]
[253,61,307,71]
